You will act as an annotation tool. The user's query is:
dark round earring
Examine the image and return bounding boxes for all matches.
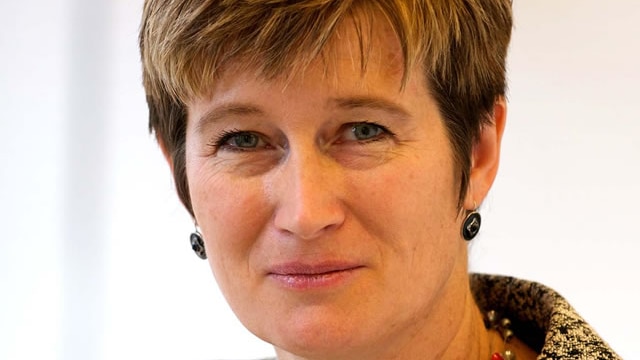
[190,231,207,259]
[462,211,482,241]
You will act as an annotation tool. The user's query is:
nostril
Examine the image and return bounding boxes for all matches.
[273,189,346,240]
[274,204,344,240]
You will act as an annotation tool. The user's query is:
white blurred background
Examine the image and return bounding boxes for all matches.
[1,1,638,359]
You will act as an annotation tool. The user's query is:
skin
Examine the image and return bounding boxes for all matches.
[162,14,532,360]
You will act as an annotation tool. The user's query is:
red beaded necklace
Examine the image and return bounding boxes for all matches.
[485,310,516,360]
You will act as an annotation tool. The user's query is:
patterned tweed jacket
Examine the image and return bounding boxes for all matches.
[471,274,620,359]
[260,274,620,359]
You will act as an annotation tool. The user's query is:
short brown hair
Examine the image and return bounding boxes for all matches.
[139,0,513,216]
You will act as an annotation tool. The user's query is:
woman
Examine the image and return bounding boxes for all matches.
[139,1,620,359]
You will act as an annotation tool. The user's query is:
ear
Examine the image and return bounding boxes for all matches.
[463,97,507,210]
[156,134,175,174]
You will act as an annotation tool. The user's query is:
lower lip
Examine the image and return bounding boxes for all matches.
[268,268,362,290]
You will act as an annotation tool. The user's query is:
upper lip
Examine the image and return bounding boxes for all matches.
[267,261,362,275]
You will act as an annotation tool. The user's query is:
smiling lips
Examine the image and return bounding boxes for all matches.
[267,261,363,290]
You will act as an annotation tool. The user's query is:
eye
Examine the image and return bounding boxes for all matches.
[344,122,391,142]
[228,132,260,148]
[352,123,383,140]
[210,130,269,152]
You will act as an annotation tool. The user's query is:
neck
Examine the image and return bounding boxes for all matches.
[438,283,494,360]
[387,259,494,360]
[390,267,493,360]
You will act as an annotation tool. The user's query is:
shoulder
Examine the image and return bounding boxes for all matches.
[470,273,621,359]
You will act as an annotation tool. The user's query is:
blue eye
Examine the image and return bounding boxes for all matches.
[210,130,267,152]
[228,132,259,148]
[351,123,385,141]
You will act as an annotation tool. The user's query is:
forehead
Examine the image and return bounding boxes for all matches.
[194,10,409,103]
[320,13,406,83]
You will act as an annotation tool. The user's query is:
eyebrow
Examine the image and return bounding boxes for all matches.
[330,96,411,119]
[195,96,410,133]
[195,103,265,134]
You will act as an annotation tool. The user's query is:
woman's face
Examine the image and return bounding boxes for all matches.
[184,20,474,359]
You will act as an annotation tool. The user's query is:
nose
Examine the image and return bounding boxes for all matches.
[271,146,346,240]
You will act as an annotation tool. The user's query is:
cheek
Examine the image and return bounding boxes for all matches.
[187,161,269,287]
[350,143,459,240]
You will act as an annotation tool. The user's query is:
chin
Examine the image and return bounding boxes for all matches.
[264,307,371,359]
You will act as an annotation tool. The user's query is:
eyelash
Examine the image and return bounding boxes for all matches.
[207,128,256,153]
